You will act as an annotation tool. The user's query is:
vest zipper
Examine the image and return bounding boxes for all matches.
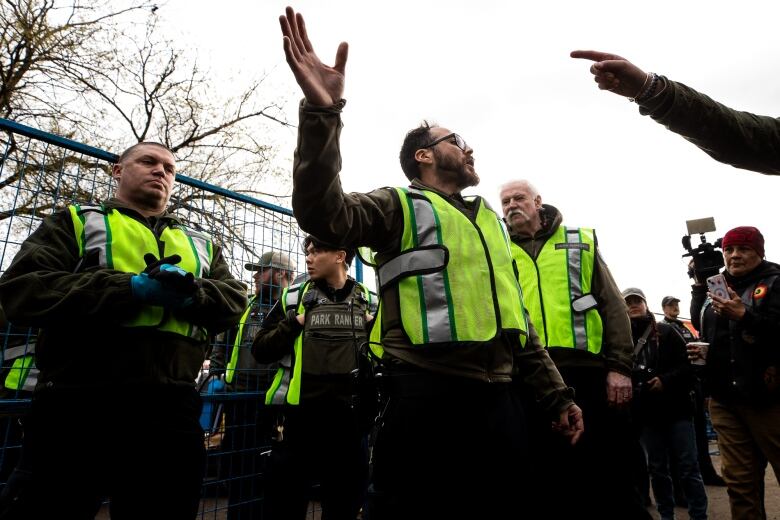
[526,237,550,347]
[466,199,501,382]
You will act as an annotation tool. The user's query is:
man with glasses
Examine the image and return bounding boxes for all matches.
[276,7,583,519]
[208,250,296,519]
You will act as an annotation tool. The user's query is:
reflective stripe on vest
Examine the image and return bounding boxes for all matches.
[266,282,308,405]
[370,187,528,347]
[265,281,371,406]
[69,204,213,340]
[4,355,37,391]
[225,296,256,385]
[511,226,603,353]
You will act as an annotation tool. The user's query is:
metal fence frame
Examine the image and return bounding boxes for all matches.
[0,117,361,518]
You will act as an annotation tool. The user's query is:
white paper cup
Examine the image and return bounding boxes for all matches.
[687,342,709,365]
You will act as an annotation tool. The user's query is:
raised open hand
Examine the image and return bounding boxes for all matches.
[570,50,649,99]
[280,6,348,106]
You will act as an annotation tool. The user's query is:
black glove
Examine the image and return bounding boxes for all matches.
[143,253,199,294]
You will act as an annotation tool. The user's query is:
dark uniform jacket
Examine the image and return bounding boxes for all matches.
[639,77,780,175]
[0,198,247,390]
[290,100,574,415]
[662,317,696,344]
[253,277,368,402]
[691,260,780,405]
[630,315,693,425]
[210,293,276,392]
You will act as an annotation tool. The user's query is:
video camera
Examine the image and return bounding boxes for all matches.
[682,217,723,282]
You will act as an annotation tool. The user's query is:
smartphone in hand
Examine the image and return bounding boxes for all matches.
[706,273,730,300]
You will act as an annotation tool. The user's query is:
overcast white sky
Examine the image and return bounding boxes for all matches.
[164,0,779,319]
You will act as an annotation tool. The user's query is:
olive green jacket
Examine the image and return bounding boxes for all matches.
[291,100,574,415]
[639,77,780,175]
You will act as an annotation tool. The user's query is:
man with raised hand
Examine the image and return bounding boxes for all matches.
[277,7,583,519]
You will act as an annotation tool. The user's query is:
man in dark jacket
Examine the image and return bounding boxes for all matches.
[500,179,648,519]
[624,288,708,520]
[276,8,583,519]
[571,50,780,175]
[690,226,780,519]
[662,295,727,488]
[252,236,372,520]
[0,142,247,518]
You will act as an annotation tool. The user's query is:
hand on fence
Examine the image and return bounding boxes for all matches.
[143,253,199,295]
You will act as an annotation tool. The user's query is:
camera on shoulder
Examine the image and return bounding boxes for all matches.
[682,217,723,282]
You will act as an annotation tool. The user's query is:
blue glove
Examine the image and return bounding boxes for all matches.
[130,272,194,309]
[142,253,198,295]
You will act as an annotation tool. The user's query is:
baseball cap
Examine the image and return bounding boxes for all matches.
[621,287,646,302]
[245,251,296,272]
[661,296,680,307]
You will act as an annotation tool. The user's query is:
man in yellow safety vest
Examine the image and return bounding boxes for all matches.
[275,8,583,519]
[500,179,649,519]
[0,142,246,518]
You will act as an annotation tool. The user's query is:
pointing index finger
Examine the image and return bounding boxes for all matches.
[570,49,624,63]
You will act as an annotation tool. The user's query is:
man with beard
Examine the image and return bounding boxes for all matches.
[276,7,583,519]
[690,226,780,519]
[208,250,296,519]
[499,179,650,519]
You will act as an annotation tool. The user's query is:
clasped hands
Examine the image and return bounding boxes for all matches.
[130,254,199,308]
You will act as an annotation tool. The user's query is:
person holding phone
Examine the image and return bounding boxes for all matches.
[690,226,780,519]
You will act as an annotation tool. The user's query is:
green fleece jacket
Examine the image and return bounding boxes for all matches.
[291,100,574,415]
[639,77,780,175]
[0,198,247,390]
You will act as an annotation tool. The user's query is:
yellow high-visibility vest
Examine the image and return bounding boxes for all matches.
[69,204,213,340]
[368,187,528,357]
[511,226,603,354]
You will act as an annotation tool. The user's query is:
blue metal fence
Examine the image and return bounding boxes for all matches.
[0,117,351,518]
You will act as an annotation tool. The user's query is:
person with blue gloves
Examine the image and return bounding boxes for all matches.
[0,142,247,519]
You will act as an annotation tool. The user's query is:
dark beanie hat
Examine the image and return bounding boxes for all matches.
[722,226,765,258]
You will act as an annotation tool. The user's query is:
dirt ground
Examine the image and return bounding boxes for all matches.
[647,441,780,520]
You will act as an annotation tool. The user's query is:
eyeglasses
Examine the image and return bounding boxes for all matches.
[422,133,468,152]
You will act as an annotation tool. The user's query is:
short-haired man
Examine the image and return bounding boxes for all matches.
[660,295,728,489]
[499,179,648,519]
[661,296,696,343]
[208,250,296,519]
[276,8,582,519]
[252,236,374,519]
[0,142,247,518]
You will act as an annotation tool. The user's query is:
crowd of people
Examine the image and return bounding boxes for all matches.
[0,6,776,520]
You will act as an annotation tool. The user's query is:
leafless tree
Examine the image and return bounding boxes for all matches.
[0,0,296,263]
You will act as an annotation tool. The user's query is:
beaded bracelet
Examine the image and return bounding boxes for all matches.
[630,73,659,103]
